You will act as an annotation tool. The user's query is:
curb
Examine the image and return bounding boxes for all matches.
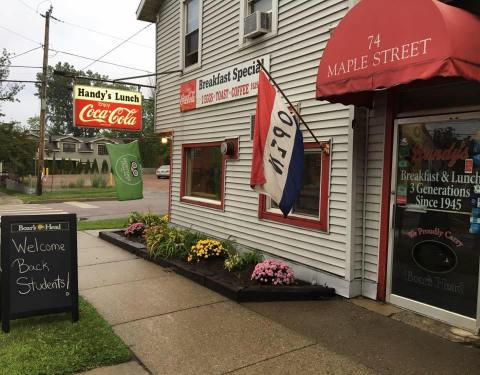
[25,197,117,204]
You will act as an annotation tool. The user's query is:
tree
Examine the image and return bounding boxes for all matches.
[75,161,83,175]
[142,96,155,135]
[84,159,91,174]
[0,122,36,176]
[91,159,99,174]
[101,159,109,174]
[0,49,24,118]
[26,115,40,134]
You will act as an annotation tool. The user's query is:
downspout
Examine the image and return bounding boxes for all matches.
[361,108,370,292]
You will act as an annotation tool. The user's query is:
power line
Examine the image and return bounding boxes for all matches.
[0,23,153,73]
[9,65,43,68]
[17,0,152,50]
[36,0,52,14]
[0,25,42,45]
[17,0,38,13]
[82,23,152,71]
[49,48,153,73]
[112,71,182,82]
[9,46,43,60]
[51,18,153,49]
[54,71,155,89]
[0,79,42,84]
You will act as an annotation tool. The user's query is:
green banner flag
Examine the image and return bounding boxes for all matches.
[107,141,143,201]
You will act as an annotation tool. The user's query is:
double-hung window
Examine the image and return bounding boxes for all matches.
[181,142,224,209]
[63,143,76,153]
[248,0,272,13]
[183,0,201,69]
[97,144,108,155]
[240,0,278,44]
[259,142,331,232]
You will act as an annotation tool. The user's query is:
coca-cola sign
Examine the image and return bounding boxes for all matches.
[73,85,142,131]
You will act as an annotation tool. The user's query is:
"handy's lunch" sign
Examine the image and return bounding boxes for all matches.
[74,85,142,131]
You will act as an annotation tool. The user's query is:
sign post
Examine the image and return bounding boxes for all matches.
[1,214,79,333]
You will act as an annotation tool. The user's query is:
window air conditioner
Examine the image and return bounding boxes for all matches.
[244,11,271,39]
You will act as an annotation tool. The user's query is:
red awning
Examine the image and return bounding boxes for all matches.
[316,0,480,107]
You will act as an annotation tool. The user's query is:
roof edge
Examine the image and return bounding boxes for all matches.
[136,0,160,23]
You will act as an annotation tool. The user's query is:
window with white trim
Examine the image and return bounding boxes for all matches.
[182,0,202,69]
[239,0,278,45]
[97,144,108,155]
[63,143,76,153]
[248,0,272,13]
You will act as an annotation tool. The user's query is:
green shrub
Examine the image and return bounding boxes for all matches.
[74,177,85,188]
[155,227,186,259]
[101,160,109,174]
[76,162,84,174]
[144,225,167,256]
[220,237,237,256]
[91,174,107,188]
[127,210,165,227]
[91,159,99,174]
[128,211,144,225]
[144,224,185,259]
[142,211,164,227]
[84,160,91,174]
[183,229,205,252]
[224,250,263,272]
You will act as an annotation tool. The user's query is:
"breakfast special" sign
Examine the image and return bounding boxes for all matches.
[180,55,270,112]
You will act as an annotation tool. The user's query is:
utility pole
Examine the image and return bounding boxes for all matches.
[37,6,52,195]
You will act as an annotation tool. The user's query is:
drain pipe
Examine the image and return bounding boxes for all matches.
[361,108,371,292]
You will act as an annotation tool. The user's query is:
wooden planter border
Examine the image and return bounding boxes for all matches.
[99,230,336,302]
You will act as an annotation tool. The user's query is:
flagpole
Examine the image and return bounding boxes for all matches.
[256,59,328,153]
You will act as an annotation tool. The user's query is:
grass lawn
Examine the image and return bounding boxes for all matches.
[0,298,131,375]
[0,187,117,203]
[77,217,128,231]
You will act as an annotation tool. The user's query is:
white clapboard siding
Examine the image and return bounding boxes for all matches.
[155,0,354,280]
[361,93,388,283]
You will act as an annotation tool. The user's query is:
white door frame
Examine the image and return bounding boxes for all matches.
[386,112,480,333]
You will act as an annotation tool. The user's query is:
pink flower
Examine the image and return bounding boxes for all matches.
[250,259,294,285]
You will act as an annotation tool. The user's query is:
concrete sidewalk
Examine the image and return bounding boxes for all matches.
[77,231,480,375]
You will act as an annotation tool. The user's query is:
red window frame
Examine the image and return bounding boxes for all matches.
[180,141,226,210]
[258,142,330,232]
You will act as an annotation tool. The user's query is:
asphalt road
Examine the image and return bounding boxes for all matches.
[43,175,169,220]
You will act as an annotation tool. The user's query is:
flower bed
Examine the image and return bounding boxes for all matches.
[99,217,335,302]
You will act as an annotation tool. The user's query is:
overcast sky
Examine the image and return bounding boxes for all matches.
[1,0,155,126]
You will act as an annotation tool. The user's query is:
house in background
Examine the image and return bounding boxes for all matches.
[26,133,118,172]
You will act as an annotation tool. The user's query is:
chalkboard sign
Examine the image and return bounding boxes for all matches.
[1,214,79,333]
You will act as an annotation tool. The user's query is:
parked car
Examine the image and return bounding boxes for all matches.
[156,165,170,179]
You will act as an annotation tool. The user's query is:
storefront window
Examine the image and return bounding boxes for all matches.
[181,142,223,208]
[260,143,330,231]
[392,117,480,318]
